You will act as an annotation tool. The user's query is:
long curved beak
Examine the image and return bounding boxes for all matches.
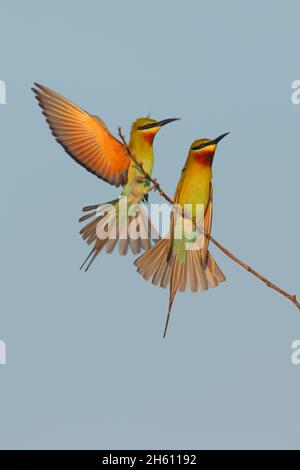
[157,118,180,127]
[138,118,180,130]
[192,132,230,150]
[213,132,230,144]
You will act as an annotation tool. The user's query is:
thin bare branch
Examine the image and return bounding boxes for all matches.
[118,127,300,312]
[118,128,173,203]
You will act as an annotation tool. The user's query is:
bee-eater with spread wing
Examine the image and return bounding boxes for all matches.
[134,133,229,337]
[32,83,178,270]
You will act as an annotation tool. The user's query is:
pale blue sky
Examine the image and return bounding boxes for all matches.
[0,0,300,449]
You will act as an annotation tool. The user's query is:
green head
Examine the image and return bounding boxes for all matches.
[190,133,230,155]
[130,117,179,145]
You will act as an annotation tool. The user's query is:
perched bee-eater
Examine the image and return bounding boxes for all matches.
[134,133,229,337]
[32,83,178,270]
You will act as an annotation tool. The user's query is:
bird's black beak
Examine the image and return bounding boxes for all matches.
[138,118,180,130]
[192,132,230,150]
[157,118,180,127]
[213,132,230,144]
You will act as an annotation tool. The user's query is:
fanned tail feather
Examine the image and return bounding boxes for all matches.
[134,237,225,336]
[79,199,160,271]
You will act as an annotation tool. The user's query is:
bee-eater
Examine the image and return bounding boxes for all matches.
[32,83,178,270]
[134,133,229,337]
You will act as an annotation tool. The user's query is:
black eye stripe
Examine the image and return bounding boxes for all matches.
[138,122,158,130]
[192,142,214,151]
[192,132,230,150]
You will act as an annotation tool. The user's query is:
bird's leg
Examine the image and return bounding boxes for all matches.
[148,180,158,192]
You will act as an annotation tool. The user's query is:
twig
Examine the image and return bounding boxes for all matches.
[118,127,300,312]
[118,127,173,202]
[208,234,300,310]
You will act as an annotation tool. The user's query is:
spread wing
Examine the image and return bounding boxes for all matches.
[32,83,130,187]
